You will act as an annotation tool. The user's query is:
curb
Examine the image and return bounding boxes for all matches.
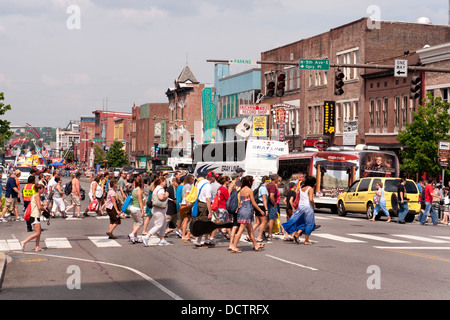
[0,253,7,291]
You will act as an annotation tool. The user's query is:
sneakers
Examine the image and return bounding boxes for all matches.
[159,239,171,246]
[143,236,171,246]
[0,218,7,223]
[128,233,141,244]
[142,234,150,247]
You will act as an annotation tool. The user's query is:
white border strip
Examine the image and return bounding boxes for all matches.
[266,254,319,271]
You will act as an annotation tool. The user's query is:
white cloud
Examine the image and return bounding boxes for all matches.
[41,74,63,87]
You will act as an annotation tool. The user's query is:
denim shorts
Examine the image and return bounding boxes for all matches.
[268,203,278,220]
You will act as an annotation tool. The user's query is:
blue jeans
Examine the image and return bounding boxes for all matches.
[374,200,389,216]
[419,202,438,225]
[397,201,409,223]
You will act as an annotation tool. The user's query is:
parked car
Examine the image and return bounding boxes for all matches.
[336,177,420,222]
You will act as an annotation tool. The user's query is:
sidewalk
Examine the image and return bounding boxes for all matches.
[0,253,7,290]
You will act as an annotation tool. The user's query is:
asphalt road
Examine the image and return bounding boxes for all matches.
[2,177,450,305]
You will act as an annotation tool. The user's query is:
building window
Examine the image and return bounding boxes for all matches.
[314,106,321,134]
[376,99,381,133]
[308,106,313,133]
[442,88,449,103]
[336,103,341,134]
[369,100,374,132]
[394,96,400,131]
[402,96,408,126]
[383,98,388,132]
[337,48,359,81]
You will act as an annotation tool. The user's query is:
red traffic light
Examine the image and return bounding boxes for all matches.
[334,71,345,95]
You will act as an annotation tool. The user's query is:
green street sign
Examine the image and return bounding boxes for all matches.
[229,59,257,65]
[299,59,330,70]
[93,138,103,142]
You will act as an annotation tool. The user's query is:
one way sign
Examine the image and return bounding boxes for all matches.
[394,59,408,78]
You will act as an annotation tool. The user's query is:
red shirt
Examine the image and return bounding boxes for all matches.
[217,186,229,209]
[424,184,433,203]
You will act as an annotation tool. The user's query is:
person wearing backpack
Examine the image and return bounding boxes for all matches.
[251,176,270,243]
[193,172,213,247]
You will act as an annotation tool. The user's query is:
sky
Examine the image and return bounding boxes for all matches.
[0,0,448,127]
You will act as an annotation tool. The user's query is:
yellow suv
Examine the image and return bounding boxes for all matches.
[336,177,420,222]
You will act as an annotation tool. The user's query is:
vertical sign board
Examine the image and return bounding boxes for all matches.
[275,108,287,141]
[252,116,267,137]
[159,120,167,149]
[202,87,217,143]
[323,101,336,136]
[394,59,408,78]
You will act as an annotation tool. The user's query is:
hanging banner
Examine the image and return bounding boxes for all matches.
[202,87,217,143]
[323,101,335,136]
[275,108,287,141]
[159,120,167,149]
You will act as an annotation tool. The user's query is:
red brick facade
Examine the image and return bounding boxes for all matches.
[260,18,450,150]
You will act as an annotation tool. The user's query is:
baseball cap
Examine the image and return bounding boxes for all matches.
[207,171,218,178]
[235,168,245,173]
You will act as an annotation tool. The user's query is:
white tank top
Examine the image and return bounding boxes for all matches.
[298,187,312,206]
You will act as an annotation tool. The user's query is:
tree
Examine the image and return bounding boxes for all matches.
[397,93,450,178]
[106,141,128,167]
[0,92,13,149]
[93,144,106,167]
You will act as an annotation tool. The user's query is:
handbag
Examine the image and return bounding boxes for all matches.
[88,199,99,211]
[152,187,168,209]
[24,203,31,221]
[373,194,380,205]
[121,191,133,215]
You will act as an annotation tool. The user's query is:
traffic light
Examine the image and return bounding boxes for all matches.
[334,70,345,95]
[266,79,275,97]
[276,72,286,97]
[410,75,422,99]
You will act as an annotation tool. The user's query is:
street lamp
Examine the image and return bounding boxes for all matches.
[291,120,296,152]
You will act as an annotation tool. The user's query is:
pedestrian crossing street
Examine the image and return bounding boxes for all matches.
[3,232,450,252]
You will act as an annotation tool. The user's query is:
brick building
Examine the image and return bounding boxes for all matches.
[92,110,132,150]
[79,115,95,164]
[260,18,450,151]
[166,65,205,158]
[131,102,169,169]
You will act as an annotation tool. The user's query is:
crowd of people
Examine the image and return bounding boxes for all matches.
[1,164,322,252]
[4,164,450,253]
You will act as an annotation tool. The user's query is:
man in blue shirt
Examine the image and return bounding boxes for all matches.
[0,170,22,222]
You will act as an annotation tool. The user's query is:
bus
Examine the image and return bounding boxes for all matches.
[193,139,289,185]
[277,145,399,214]
[167,157,193,172]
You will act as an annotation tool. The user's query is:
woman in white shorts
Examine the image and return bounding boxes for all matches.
[127,177,145,244]
[51,177,66,217]
[21,184,46,252]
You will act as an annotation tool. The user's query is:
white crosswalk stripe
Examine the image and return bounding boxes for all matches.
[45,237,72,249]
[347,233,410,243]
[391,234,450,244]
[88,236,122,248]
[0,239,21,251]
[313,233,366,243]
